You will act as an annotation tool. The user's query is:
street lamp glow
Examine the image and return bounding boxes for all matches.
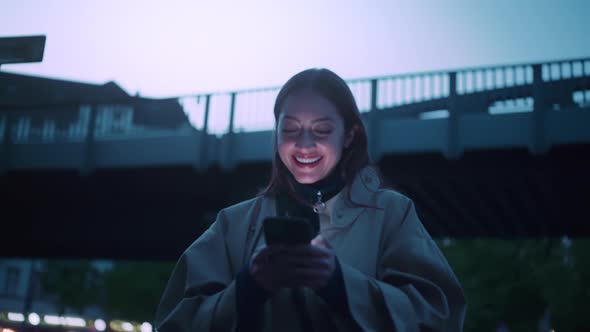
[141,322,153,332]
[94,319,107,331]
[7,312,25,322]
[122,322,134,332]
[44,315,61,325]
[64,316,86,327]
[28,313,41,326]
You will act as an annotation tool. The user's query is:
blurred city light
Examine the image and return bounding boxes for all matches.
[64,317,86,327]
[28,313,40,326]
[44,315,60,325]
[122,322,134,332]
[43,315,86,327]
[6,313,24,322]
[94,319,107,331]
[111,320,138,332]
[141,322,153,332]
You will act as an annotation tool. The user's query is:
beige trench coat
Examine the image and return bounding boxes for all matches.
[155,167,466,331]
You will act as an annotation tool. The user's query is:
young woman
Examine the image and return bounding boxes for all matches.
[155,69,466,331]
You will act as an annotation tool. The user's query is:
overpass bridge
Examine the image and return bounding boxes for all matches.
[1,57,589,260]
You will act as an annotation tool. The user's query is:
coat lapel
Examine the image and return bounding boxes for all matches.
[331,166,381,227]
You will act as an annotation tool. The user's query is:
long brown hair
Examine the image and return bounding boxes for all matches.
[259,68,373,205]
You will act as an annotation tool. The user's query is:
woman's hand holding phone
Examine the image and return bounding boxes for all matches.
[285,235,336,290]
[249,235,336,292]
[249,245,292,293]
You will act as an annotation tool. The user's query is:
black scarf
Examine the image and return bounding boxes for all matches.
[276,165,346,236]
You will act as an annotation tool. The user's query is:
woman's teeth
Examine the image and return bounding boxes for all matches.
[295,156,321,164]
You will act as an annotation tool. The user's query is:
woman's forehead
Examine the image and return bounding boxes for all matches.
[279,92,341,122]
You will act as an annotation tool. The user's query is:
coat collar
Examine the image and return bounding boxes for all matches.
[258,166,381,229]
[330,166,381,227]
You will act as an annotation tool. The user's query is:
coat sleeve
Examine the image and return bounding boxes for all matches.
[340,196,467,332]
[154,209,238,332]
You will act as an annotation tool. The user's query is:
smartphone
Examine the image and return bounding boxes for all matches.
[263,216,317,245]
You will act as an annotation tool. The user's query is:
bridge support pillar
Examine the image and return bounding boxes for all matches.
[446,72,463,160]
[194,95,211,171]
[79,104,97,176]
[219,133,237,170]
[220,93,237,170]
[368,79,381,162]
[531,64,549,155]
[0,112,14,175]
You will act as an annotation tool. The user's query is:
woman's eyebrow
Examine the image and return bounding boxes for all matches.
[283,115,334,123]
[312,117,334,124]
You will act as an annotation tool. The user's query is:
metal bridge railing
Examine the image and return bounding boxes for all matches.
[1,57,589,145]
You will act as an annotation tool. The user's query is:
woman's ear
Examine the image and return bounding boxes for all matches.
[344,125,357,148]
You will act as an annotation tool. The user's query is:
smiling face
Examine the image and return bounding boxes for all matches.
[277,91,354,184]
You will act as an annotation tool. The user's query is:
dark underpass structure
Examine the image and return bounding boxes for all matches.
[1,57,589,260]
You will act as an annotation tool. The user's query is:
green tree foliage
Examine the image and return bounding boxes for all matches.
[100,260,174,322]
[438,238,590,332]
[40,260,100,315]
[39,239,589,330]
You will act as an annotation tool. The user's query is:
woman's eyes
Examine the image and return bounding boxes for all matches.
[281,127,333,136]
[281,127,299,135]
[314,127,332,135]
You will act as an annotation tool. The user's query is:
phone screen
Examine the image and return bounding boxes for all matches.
[263,216,316,245]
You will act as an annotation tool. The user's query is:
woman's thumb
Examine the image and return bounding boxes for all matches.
[311,235,332,248]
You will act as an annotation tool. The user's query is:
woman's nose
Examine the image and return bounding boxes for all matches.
[295,130,315,149]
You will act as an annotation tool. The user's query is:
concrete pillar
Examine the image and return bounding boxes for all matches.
[194,95,211,171]
[79,104,97,176]
[221,93,237,170]
[446,72,462,159]
[0,112,14,175]
[368,79,380,162]
[531,64,549,155]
